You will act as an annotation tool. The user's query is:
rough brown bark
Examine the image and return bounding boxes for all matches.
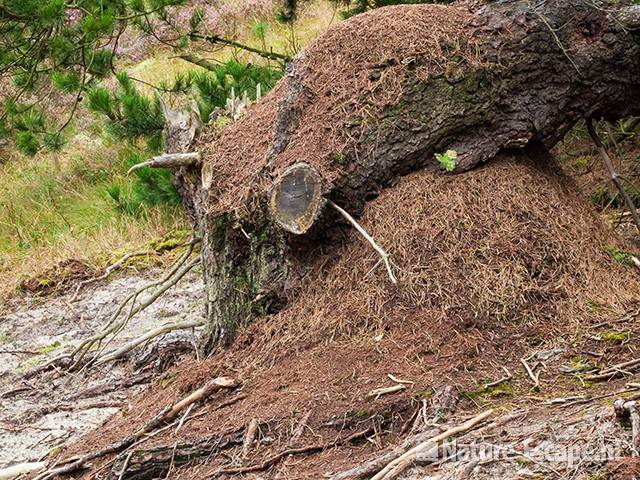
[171,0,640,352]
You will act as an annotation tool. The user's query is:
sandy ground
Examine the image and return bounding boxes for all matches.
[0,268,204,467]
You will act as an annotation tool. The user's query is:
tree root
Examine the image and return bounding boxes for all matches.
[25,238,202,377]
[33,376,238,480]
[108,430,245,480]
[370,409,493,480]
[210,427,374,477]
[70,250,157,302]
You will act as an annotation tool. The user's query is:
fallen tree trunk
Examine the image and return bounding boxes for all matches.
[172,0,640,351]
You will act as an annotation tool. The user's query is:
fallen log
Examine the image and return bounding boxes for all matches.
[168,0,640,350]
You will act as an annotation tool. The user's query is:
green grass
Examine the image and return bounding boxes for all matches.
[0,127,185,299]
[0,0,336,301]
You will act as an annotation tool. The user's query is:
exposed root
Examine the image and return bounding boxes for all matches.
[94,319,203,366]
[33,376,239,480]
[210,427,373,477]
[23,239,203,377]
[71,250,157,302]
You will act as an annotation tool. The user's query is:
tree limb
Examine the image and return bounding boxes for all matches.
[190,33,291,62]
[586,117,640,234]
[127,152,202,175]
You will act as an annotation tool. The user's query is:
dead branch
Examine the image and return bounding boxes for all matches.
[71,250,155,302]
[367,384,407,398]
[587,117,640,234]
[370,409,493,480]
[585,357,640,381]
[615,399,640,456]
[484,366,512,389]
[34,376,238,480]
[520,357,540,389]
[329,200,397,284]
[94,318,203,365]
[241,418,259,461]
[211,427,372,477]
[127,152,201,175]
[0,462,46,480]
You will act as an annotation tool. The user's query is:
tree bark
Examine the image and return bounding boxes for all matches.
[172,0,640,352]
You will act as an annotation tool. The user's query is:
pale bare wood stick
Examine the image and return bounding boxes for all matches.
[370,409,493,480]
[175,403,194,435]
[242,418,259,461]
[587,118,640,234]
[94,318,203,365]
[520,357,540,389]
[484,366,512,389]
[127,152,201,175]
[387,374,414,385]
[328,200,397,284]
[289,410,312,447]
[367,384,406,399]
[0,462,46,480]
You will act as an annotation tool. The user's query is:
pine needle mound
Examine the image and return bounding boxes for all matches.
[69,152,640,480]
[197,3,479,216]
[243,153,638,361]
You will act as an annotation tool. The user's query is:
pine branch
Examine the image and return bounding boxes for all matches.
[190,33,291,62]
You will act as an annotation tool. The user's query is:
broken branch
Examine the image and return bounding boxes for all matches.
[127,152,201,176]
[587,117,640,234]
[370,409,493,480]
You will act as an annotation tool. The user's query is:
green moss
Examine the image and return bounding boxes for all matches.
[158,371,179,387]
[330,152,347,165]
[413,387,433,400]
[601,329,631,343]
[0,331,15,344]
[481,381,513,398]
[604,246,632,266]
[349,407,371,419]
[586,300,603,313]
[38,341,60,354]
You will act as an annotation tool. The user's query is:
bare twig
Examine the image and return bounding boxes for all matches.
[329,200,397,284]
[520,357,541,389]
[367,384,406,398]
[71,250,154,301]
[484,367,512,389]
[242,418,259,461]
[586,357,640,381]
[587,117,640,234]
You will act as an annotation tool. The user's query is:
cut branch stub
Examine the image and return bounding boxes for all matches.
[269,163,324,234]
